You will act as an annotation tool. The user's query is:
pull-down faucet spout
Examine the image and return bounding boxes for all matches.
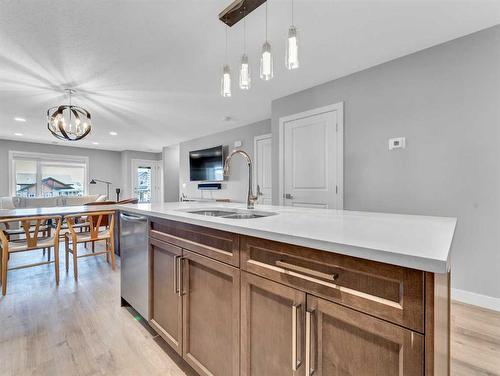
[223,149,258,209]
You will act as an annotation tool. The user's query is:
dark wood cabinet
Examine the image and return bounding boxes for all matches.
[306,294,424,376]
[241,271,306,376]
[182,250,240,376]
[150,238,183,355]
[148,218,449,376]
[241,236,425,333]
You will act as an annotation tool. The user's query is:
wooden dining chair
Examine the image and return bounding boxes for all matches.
[3,219,52,260]
[79,199,137,252]
[0,215,62,296]
[64,211,116,280]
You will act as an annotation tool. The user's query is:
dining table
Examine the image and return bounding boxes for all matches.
[0,205,121,255]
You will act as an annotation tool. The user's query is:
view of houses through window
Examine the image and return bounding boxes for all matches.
[12,153,87,198]
[136,166,152,203]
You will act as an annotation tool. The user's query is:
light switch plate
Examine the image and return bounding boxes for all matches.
[234,140,242,148]
[389,137,406,150]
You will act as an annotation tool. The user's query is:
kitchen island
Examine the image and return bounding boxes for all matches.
[118,202,456,376]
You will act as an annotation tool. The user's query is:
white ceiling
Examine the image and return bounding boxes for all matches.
[1,0,499,152]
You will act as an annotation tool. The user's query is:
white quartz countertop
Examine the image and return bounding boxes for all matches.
[117,202,457,273]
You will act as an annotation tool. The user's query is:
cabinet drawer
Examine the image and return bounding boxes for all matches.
[150,218,239,267]
[241,236,424,332]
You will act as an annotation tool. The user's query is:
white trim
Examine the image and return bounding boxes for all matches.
[9,150,90,197]
[452,288,500,312]
[278,102,344,208]
[253,133,272,193]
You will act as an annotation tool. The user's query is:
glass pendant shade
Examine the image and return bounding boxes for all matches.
[221,64,232,97]
[239,54,251,90]
[260,41,273,81]
[286,26,299,70]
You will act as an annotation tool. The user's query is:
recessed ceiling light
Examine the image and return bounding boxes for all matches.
[92,142,99,145]
[109,131,118,136]
[14,117,26,122]
[14,132,23,136]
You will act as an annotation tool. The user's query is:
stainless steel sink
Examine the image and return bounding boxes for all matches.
[184,208,276,219]
[223,213,269,219]
[188,210,237,217]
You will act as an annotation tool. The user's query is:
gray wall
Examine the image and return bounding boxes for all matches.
[0,140,122,199]
[120,150,162,198]
[163,144,180,202]
[0,140,161,201]
[271,26,500,299]
[179,119,271,203]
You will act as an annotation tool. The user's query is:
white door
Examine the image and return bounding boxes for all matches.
[131,159,163,203]
[254,134,272,205]
[280,103,343,209]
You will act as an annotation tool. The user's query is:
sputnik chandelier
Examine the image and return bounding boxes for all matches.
[47,89,92,141]
[219,0,299,97]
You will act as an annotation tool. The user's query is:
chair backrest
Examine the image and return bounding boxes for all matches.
[0,215,62,249]
[65,211,115,240]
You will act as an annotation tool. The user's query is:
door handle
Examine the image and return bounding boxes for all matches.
[292,304,302,371]
[284,193,294,200]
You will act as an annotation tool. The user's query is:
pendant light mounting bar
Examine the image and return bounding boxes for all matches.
[219,0,266,27]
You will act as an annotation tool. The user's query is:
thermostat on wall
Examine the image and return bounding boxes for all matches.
[388,137,406,150]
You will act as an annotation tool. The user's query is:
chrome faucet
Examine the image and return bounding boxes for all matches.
[224,149,258,209]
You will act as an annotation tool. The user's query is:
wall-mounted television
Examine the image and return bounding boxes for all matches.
[189,145,224,182]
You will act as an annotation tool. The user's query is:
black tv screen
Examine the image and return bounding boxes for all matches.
[189,145,224,182]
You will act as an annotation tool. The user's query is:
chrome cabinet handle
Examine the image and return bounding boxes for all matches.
[305,310,314,375]
[173,255,180,294]
[176,256,185,297]
[276,260,339,282]
[292,304,302,371]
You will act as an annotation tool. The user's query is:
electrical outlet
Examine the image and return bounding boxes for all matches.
[389,137,406,150]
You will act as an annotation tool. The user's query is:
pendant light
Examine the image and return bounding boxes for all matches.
[47,89,92,141]
[239,8,251,90]
[260,2,273,81]
[221,26,232,97]
[286,0,299,70]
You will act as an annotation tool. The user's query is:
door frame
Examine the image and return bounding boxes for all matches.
[278,102,344,208]
[130,158,163,202]
[253,133,272,197]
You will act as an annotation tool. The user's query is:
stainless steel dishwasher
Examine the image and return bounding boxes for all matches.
[120,212,150,320]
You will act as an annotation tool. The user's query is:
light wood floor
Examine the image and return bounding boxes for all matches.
[0,245,499,376]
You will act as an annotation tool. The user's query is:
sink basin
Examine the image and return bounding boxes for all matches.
[188,210,236,217]
[223,213,269,219]
[184,208,276,219]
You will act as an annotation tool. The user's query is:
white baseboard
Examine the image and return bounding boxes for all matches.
[452,288,500,312]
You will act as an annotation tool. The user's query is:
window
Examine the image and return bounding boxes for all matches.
[10,151,89,198]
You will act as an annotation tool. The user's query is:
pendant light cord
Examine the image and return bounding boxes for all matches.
[225,25,228,63]
[243,7,246,53]
[291,0,294,25]
[265,2,268,42]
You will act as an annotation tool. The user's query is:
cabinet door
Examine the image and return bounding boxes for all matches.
[150,238,183,355]
[182,250,240,376]
[306,295,424,376]
[241,271,306,376]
